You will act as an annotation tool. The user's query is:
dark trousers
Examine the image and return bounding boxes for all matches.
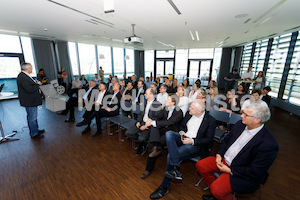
[161,131,201,189]
[125,123,150,143]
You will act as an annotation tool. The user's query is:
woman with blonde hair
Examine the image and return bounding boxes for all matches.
[176,86,189,116]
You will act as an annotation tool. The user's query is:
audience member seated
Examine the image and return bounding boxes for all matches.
[59,80,97,122]
[122,82,134,117]
[150,100,216,199]
[132,80,145,106]
[189,81,201,103]
[165,79,176,94]
[261,86,272,106]
[37,69,48,85]
[145,76,153,89]
[93,74,101,86]
[156,84,168,107]
[77,82,110,134]
[107,77,117,93]
[253,71,266,90]
[149,83,157,94]
[141,94,183,179]
[71,75,83,96]
[241,89,268,114]
[123,74,130,85]
[80,75,89,90]
[219,90,241,130]
[207,87,219,110]
[77,82,122,137]
[196,103,278,200]
[196,88,206,101]
[119,80,125,94]
[57,66,68,89]
[131,74,138,89]
[125,89,162,156]
[235,84,246,103]
[183,79,190,96]
[176,86,189,116]
[207,80,217,89]
[172,78,178,93]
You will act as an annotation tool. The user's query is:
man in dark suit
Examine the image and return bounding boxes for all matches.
[125,88,162,156]
[77,82,122,137]
[196,103,279,200]
[76,82,110,134]
[62,80,97,122]
[141,94,183,179]
[17,62,44,138]
[150,99,216,199]
[132,80,145,106]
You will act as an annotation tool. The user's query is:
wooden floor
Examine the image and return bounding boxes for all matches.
[0,99,299,200]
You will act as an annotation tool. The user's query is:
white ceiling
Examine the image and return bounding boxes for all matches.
[0,0,300,50]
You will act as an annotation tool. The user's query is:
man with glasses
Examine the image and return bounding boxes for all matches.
[196,103,279,200]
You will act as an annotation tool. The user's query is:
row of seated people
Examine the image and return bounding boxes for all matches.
[58,77,278,200]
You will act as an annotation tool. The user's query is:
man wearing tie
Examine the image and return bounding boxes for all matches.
[17,63,44,138]
[132,80,145,106]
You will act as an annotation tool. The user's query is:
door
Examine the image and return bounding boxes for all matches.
[187,59,213,87]
[156,59,174,78]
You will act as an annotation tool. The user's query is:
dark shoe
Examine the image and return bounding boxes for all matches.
[202,195,217,200]
[141,170,152,179]
[149,146,162,157]
[31,133,44,139]
[65,118,75,122]
[76,121,87,127]
[150,186,169,199]
[38,129,45,134]
[82,127,91,134]
[165,166,182,180]
[91,131,102,138]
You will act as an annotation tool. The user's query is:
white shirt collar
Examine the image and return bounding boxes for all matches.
[245,124,264,135]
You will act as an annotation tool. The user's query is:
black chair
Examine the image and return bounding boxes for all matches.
[209,109,230,142]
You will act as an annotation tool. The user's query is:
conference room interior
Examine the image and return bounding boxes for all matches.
[1,0,300,199]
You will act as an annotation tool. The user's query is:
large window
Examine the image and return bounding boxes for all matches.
[189,48,214,59]
[113,47,124,79]
[240,43,253,75]
[0,57,21,78]
[285,31,300,106]
[175,49,188,83]
[78,43,97,80]
[20,37,37,76]
[125,49,134,77]
[252,39,268,76]
[157,50,174,58]
[97,46,112,80]
[266,33,291,98]
[68,42,79,76]
[212,48,222,81]
[145,50,154,78]
[0,34,22,53]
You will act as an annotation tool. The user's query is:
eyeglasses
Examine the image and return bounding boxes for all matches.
[242,111,254,118]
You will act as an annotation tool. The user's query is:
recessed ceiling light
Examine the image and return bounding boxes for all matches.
[44,28,48,31]
[235,14,248,19]
[189,30,195,41]
[195,31,200,41]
